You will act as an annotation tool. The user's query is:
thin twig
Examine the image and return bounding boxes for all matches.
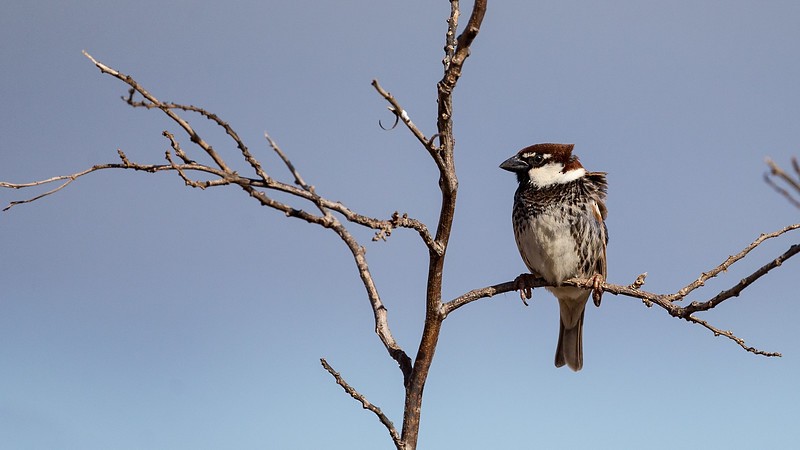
[83,51,233,174]
[371,80,440,167]
[683,243,800,314]
[684,315,781,357]
[764,174,800,208]
[320,358,403,449]
[766,157,800,193]
[1,159,223,211]
[670,223,800,301]
[765,157,800,208]
[265,132,310,191]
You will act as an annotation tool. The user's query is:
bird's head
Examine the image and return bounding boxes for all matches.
[499,143,585,187]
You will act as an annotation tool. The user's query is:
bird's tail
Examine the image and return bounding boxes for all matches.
[555,309,585,371]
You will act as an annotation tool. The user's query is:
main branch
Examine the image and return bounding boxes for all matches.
[443,223,800,357]
[395,1,487,448]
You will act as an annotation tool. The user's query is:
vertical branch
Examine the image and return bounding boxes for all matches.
[399,1,487,448]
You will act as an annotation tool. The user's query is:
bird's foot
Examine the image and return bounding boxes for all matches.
[589,273,605,307]
[513,273,542,306]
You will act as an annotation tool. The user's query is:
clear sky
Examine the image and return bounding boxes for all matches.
[2,1,799,449]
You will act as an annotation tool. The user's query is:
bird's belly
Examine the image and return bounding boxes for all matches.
[515,215,580,284]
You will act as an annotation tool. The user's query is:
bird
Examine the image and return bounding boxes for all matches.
[499,143,608,372]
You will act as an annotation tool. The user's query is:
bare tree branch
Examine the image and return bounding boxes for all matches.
[2,52,420,382]
[83,51,233,173]
[443,223,800,356]
[0,150,229,211]
[265,132,310,191]
[441,0,487,91]
[765,157,800,208]
[669,223,800,303]
[371,80,441,169]
[320,358,403,450]
[395,2,488,447]
[2,3,793,449]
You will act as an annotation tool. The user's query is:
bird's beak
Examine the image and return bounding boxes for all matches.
[499,155,528,172]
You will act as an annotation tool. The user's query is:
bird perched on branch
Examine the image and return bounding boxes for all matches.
[500,143,608,371]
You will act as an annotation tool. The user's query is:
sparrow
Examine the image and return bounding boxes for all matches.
[500,143,608,372]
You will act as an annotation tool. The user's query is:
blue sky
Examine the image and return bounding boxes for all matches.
[2,1,799,449]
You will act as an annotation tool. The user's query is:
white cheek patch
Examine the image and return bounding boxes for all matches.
[528,164,586,187]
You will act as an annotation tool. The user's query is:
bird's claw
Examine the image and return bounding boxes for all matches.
[514,273,540,306]
[589,274,605,307]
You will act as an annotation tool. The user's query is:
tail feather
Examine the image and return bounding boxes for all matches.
[555,309,585,371]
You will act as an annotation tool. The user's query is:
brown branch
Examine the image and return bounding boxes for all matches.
[320,358,403,450]
[1,53,419,383]
[443,223,800,357]
[0,154,227,211]
[766,157,800,193]
[765,174,800,208]
[265,132,310,191]
[669,223,800,302]
[682,242,800,315]
[440,0,487,93]
[765,157,800,208]
[155,95,440,251]
[83,51,233,174]
[371,80,441,168]
[684,315,781,357]
[398,2,488,448]
[261,132,439,252]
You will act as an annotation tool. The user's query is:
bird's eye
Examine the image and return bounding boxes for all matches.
[532,154,544,165]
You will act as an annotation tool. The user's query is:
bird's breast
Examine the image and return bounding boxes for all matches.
[514,209,581,284]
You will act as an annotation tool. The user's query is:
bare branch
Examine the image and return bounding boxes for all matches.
[320,358,403,449]
[320,211,414,380]
[670,223,800,302]
[2,177,76,212]
[766,157,800,194]
[765,157,800,208]
[1,155,227,211]
[683,243,800,314]
[83,51,233,174]
[399,1,489,446]
[440,0,487,93]
[764,174,800,208]
[684,315,781,357]
[260,133,439,252]
[443,223,800,356]
[371,80,441,168]
[2,53,422,381]
[440,281,519,318]
[265,132,310,191]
